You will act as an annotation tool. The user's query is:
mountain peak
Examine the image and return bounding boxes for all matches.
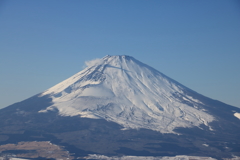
[104,55,133,59]
[84,55,136,70]
[103,55,136,66]
[40,55,214,133]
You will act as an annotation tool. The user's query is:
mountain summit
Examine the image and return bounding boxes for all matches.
[40,55,213,133]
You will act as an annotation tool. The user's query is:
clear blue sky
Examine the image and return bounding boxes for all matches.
[0,0,240,108]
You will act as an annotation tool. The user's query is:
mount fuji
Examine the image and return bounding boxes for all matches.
[0,55,240,159]
[40,55,214,133]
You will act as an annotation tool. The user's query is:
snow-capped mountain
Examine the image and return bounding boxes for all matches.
[1,55,240,159]
[40,55,214,133]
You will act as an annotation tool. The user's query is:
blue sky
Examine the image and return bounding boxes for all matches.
[0,0,240,108]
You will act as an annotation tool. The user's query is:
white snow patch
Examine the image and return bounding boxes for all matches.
[209,126,214,131]
[234,112,240,120]
[203,143,209,147]
[184,95,204,105]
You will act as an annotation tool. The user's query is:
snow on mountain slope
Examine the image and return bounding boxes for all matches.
[40,55,214,133]
[234,113,240,119]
